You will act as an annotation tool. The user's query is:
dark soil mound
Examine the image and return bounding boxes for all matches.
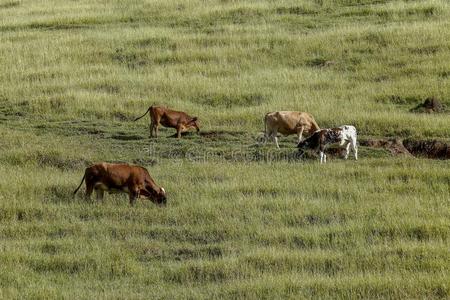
[411,97,446,113]
[362,138,449,159]
[403,139,450,159]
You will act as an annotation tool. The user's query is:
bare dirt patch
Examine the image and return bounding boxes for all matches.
[403,139,450,160]
[360,138,412,156]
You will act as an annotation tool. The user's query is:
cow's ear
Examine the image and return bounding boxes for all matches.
[191,117,198,122]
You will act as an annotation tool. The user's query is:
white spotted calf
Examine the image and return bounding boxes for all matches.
[297,125,358,163]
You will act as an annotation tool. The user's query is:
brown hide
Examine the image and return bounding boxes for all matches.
[135,106,199,138]
[73,163,166,206]
[265,111,320,136]
[264,111,320,148]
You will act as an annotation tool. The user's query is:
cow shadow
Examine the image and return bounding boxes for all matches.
[167,130,239,139]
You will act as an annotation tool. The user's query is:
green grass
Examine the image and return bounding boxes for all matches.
[0,0,449,299]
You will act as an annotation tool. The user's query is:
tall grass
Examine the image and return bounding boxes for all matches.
[0,0,449,298]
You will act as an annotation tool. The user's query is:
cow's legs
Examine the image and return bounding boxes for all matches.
[267,129,280,148]
[269,130,280,149]
[154,124,159,138]
[274,135,280,149]
[129,187,140,206]
[319,151,324,163]
[149,122,155,138]
[297,126,304,143]
[85,183,94,200]
[129,192,138,206]
[176,124,183,138]
[262,131,269,144]
[150,113,160,138]
[96,189,104,201]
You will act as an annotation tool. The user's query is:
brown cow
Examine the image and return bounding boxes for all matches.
[134,105,200,138]
[73,163,166,206]
[264,111,320,148]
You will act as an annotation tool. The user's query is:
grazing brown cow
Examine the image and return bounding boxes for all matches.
[134,105,200,138]
[73,163,166,206]
[264,111,320,148]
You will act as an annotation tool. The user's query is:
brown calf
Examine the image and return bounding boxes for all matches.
[134,105,200,138]
[73,163,166,206]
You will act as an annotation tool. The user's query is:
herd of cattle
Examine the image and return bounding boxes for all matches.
[73,105,358,206]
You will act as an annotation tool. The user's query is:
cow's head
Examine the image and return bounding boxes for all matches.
[158,187,167,206]
[141,186,167,206]
[189,117,200,133]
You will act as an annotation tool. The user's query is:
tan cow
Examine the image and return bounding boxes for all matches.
[264,111,320,148]
[134,105,200,138]
[73,163,166,206]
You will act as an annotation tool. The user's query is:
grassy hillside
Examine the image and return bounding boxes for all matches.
[0,0,449,299]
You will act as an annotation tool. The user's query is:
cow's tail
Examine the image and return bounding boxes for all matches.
[73,173,86,195]
[134,106,152,122]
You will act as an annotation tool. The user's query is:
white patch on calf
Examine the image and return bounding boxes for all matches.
[321,125,358,163]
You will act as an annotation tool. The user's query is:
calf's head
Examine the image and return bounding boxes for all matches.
[297,136,312,150]
[297,131,320,151]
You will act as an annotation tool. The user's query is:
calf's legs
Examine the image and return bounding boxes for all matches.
[274,135,280,149]
[352,142,358,160]
[319,151,327,163]
[344,142,351,160]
